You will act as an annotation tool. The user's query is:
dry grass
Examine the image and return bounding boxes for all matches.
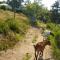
[0,10,28,21]
[0,10,30,51]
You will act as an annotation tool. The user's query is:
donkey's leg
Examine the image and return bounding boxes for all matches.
[34,51,38,60]
[41,51,43,57]
[34,50,37,60]
[36,51,39,60]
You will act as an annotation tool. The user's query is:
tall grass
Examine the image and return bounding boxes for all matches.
[47,23,60,60]
[0,21,9,35]
[0,18,29,51]
[6,18,21,33]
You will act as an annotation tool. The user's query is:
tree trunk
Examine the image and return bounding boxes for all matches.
[14,10,15,20]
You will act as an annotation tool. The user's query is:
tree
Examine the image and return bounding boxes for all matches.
[24,0,31,5]
[7,0,10,4]
[24,0,49,22]
[51,1,60,23]
[7,0,24,20]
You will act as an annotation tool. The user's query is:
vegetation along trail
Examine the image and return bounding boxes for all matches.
[0,27,54,60]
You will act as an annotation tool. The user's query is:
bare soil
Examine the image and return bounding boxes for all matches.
[0,27,54,60]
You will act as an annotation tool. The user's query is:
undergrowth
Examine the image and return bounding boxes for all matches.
[47,23,60,60]
[23,53,31,60]
[0,17,29,51]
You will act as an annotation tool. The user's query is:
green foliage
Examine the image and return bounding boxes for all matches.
[55,31,60,49]
[15,33,23,41]
[6,18,20,33]
[47,23,60,32]
[48,35,57,48]
[19,22,29,34]
[5,18,29,34]
[36,20,46,28]
[7,0,24,19]
[47,23,60,60]
[0,21,9,35]
[53,49,60,60]
[24,3,43,18]
[32,35,37,43]
[8,0,24,11]
[0,20,19,50]
[51,1,60,23]
[23,2,50,25]
[0,18,29,35]
[23,53,31,60]
[0,5,6,10]
[0,17,29,51]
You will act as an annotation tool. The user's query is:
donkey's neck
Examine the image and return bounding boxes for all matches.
[43,42,48,47]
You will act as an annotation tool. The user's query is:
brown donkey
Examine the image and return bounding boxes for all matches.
[33,40,51,60]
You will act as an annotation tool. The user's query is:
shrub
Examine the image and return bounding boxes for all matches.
[0,21,9,35]
[47,33,60,60]
[47,23,60,60]
[0,5,6,10]
[0,18,29,51]
[5,18,20,33]
[5,18,29,34]
[55,31,60,48]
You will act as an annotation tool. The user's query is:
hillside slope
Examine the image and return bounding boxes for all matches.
[0,10,30,51]
[0,10,54,60]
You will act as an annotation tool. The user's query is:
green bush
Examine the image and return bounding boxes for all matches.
[55,31,60,49]
[5,19,20,33]
[0,5,6,10]
[47,23,60,32]
[36,20,46,28]
[5,18,29,34]
[0,18,22,35]
[47,23,60,60]
[2,18,29,35]
[0,21,9,35]
[0,18,29,51]
[48,34,60,60]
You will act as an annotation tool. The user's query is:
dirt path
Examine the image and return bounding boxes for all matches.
[0,27,54,60]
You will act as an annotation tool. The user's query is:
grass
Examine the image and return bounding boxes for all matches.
[36,20,46,28]
[46,23,60,60]
[48,36,60,60]
[0,10,30,51]
[32,35,38,43]
[23,53,31,60]
[0,21,9,34]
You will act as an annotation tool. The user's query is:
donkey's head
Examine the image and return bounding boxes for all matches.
[43,40,51,46]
